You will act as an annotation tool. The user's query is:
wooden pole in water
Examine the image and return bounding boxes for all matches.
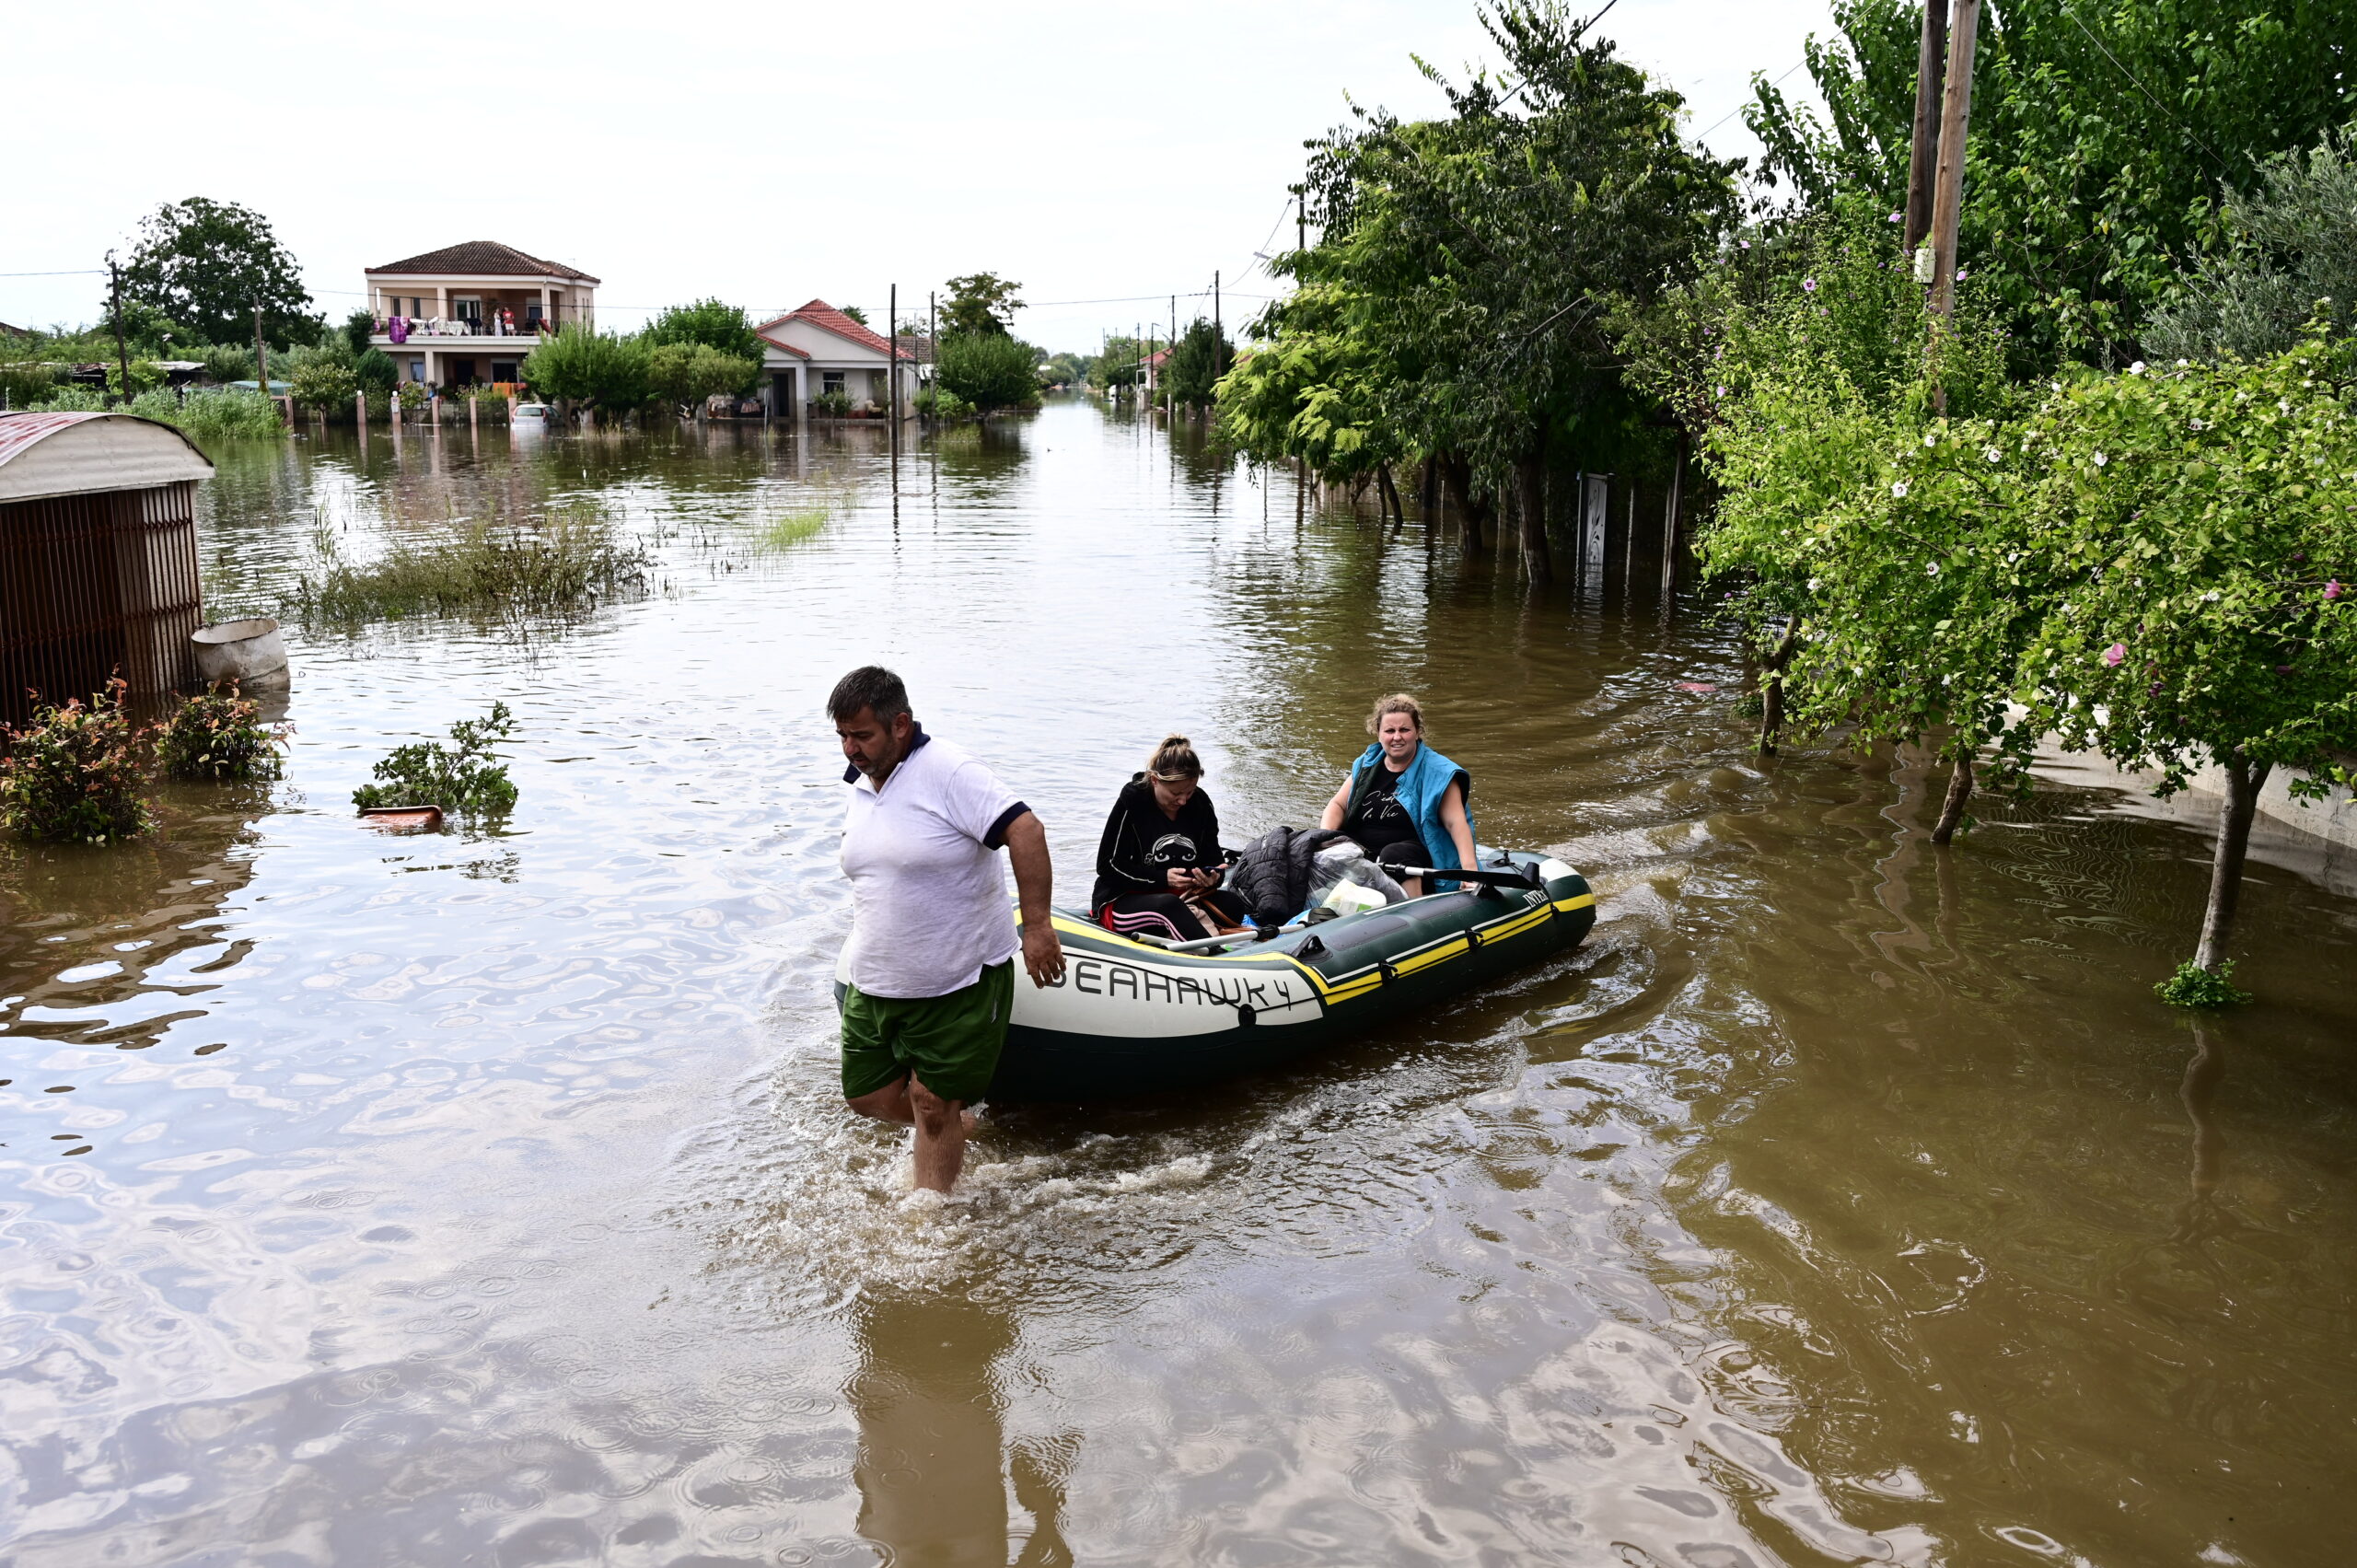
[888,282,898,467]
[1662,429,1685,601]
[1904,0,1951,255]
[107,255,132,408]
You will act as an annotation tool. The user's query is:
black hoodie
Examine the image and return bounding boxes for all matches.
[1090,772,1224,912]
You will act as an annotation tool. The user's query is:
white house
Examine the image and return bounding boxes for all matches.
[755,300,920,417]
[365,241,598,389]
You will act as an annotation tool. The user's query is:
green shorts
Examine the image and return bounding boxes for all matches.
[839,959,1015,1104]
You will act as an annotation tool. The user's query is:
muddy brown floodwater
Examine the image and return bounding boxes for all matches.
[3,400,2353,1566]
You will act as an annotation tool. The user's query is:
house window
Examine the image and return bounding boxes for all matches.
[525,304,543,327]
[822,372,845,396]
[455,296,482,328]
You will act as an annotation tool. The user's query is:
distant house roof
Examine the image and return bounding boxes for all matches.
[0,321,29,339]
[755,300,918,361]
[366,241,599,284]
[1144,348,1172,367]
[0,412,215,504]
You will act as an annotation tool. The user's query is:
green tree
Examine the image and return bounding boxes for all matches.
[645,342,760,417]
[1996,347,2357,990]
[643,298,765,365]
[941,273,1024,337]
[2146,122,2357,364]
[118,197,318,350]
[1162,319,1231,409]
[288,357,359,413]
[841,305,869,327]
[1096,334,1143,389]
[1296,1,1740,575]
[343,309,377,355]
[935,332,1038,417]
[1747,0,2357,369]
[521,323,650,413]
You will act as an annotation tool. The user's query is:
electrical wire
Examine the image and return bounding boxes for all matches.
[1694,58,1806,142]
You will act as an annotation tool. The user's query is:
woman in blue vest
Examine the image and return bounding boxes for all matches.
[1318,693,1477,896]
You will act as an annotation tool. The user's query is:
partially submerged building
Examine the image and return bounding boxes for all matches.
[365,241,599,389]
[756,301,921,415]
[0,412,214,727]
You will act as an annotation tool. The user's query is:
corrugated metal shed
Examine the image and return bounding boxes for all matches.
[1,412,215,726]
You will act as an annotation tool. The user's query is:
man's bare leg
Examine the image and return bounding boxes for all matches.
[907,1074,969,1193]
[846,1078,916,1124]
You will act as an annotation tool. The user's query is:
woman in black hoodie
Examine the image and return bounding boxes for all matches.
[1091,735,1249,942]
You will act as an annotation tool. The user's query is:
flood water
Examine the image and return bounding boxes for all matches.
[4,400,2353,1566]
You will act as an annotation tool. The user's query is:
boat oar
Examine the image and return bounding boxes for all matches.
[1387,863,1544,892]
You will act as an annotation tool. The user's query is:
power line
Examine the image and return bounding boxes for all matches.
[0,269,107,277]
[2065,9,2238,178]
[1695,58,1807,142]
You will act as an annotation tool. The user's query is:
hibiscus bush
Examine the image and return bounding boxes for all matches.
[0,679,155,844]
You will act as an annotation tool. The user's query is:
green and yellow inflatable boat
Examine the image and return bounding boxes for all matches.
[986,850,1595,1101]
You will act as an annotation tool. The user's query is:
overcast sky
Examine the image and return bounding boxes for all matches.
[6,0,1832,354]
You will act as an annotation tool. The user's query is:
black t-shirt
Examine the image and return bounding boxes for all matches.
[1343,764,1426,864]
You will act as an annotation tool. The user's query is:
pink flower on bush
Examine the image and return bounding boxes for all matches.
[1802,277,1818,292]
[2102,643,2127,668]
[2328,578,2345,601]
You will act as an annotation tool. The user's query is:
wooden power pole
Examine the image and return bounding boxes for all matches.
[252,297,271,410]
[107,253,132,408]
[1925,0,1981,325]
[888,282,898,465]
[1904,1,1952,254]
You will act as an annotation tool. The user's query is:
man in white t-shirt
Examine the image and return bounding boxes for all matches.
[831,666,1063,1191]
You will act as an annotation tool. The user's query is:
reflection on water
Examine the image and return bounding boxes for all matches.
[849,1288,1073,1567]
[2,402,2353,1565]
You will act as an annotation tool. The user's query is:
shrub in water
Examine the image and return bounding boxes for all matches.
[0,679,154,843]
[158,686,285,782]
[288,509,649,623]
[2154,959,2255,1009]
[353,702,518,815]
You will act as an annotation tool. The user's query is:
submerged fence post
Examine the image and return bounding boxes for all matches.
[355,390,367,431]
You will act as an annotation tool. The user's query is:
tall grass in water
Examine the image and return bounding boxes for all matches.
[288,506,650,623]
[130,387,285,440]
[760,505,830,551]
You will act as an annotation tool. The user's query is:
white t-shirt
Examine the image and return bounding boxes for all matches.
[839,729,1028,999]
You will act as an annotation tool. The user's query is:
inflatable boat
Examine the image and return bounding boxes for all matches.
[987,849,1595,1101]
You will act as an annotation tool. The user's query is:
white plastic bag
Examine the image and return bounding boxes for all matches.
[1305,842,1407,917]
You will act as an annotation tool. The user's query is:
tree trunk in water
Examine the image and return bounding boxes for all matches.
[1931,751,1974,844]
[1376,463,1406,536]
[1516,454,1551,582]
[1441,455,1487,552]
[1759,620,1800,757]
[1419,454,1438,516]
[2194,756,2270,971]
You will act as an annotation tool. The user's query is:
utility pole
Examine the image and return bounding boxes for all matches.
[1213,270,1223,388]
[1925,0,1980,326]
[107,253,132,408]
[1167,294,1176,416]
[928,290,936,412]
[1903,1,1952,255]
[252,296,271,411]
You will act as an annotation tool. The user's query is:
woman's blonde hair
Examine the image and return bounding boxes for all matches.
[1365,693,1425,737]
[1147,734,1202,781]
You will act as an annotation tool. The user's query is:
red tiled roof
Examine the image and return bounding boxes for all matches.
[366,240,599,284]
[754,334,811,359]
[754,300,918,360]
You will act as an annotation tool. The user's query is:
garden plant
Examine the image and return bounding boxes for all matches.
[157,686,286,783]
[0,679,154,844]
[353,703,519,817]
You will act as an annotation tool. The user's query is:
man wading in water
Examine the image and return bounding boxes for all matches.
[831,667,1063,1192]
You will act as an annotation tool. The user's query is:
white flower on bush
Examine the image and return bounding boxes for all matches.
[2129,361,2146,375]
[1924,433,1938,447]
[2203,589,2222,602]
[1892,482,1909,498]
[2092,452,2107,467]
[1984,446,2002,463]
[1926,562,1940,577]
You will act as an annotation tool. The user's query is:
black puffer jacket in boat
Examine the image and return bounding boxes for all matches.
[1227,825,1351,927]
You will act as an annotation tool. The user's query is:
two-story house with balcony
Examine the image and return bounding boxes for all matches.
[365,241,598,389]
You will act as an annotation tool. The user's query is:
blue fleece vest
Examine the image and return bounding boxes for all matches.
[1347,741,1475,886]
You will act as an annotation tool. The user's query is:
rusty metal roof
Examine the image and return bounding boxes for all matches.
[365,240,600,283]
[0,412,215,503]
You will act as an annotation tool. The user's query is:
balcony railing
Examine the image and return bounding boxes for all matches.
[375,316,554,343]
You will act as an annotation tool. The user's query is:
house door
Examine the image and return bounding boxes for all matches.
[450,358,478,386]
